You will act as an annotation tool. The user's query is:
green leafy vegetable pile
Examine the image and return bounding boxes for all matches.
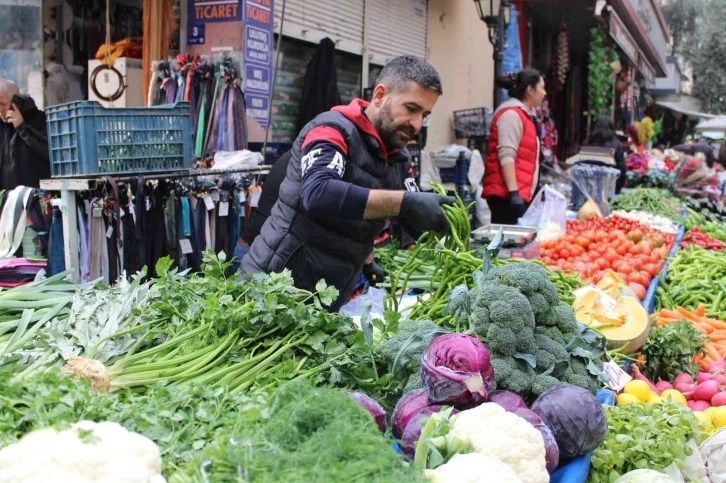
[446,262,608,401]
[641,320,707,383]
[169,379,420,483]
[589,402,708,483]
[0,371,268,475]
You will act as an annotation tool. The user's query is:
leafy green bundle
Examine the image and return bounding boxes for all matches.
[641,320,707,382]
[169,380,421,483]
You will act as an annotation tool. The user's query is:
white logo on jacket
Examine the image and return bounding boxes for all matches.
[301,148,321,176]
[326,151,346,177]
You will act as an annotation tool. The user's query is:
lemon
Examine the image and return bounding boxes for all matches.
[617,393,641,406]
[706,407,719,420]
[648,395,664,404]
[694,411,712,426]
[660,389,688,407]
[711,407,726,428]
[623,380,652,402]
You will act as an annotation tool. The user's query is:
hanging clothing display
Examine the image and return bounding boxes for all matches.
[296,38,342,132]
[53,173,262,284]
[149,55,248,163]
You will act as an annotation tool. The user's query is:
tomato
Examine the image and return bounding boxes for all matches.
[595,258,609,270]
[604,249,619,264]
[628,271,648,286]
[560,248,571,258]
[593,270,607,284]
[618,264,633,275]
[643,264,658,277]
[628,282,646,300]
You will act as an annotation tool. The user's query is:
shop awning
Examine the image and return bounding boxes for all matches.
[695,117,726,133]
[655,98,717,119]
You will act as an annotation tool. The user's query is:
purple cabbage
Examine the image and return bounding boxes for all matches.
[347,392,387,433]
[391,389,434,439]
[531,385,607,461]
[512,407,560,473]
[420,333,494,406]
[489,390,528,411]
[400,406,458,457]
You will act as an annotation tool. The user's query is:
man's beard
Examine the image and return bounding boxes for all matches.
[374,102,416,151]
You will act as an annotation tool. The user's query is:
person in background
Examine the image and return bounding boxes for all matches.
[587,115,626,193]
[241,56,450,311]
[0,79,50,189]
[482,68,547,224]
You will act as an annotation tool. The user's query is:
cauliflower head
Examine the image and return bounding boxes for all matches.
[449,403,548,483]
[0,420,166,483]
[425,452,523,483]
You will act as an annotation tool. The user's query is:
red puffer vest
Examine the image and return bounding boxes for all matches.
[482,106,539,203]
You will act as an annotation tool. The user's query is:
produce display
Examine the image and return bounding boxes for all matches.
[4,160,726,483]
[610,188,683,224]
[539,216,673,290]
[656,246,726,320]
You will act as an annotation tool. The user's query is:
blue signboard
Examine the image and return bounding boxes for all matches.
[187,24,206,45]
[243,0,274,129]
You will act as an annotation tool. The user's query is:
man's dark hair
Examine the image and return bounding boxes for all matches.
[375,55,443,95]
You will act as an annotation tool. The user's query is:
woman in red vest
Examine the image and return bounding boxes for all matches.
[483,69,546,224]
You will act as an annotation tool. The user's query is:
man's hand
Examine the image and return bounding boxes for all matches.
[362,260,385,283]
[400,192,455,232]
[5,104,23,128]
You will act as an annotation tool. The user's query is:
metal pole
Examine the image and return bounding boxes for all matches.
[492,1,508,110]
[262,0,287,158]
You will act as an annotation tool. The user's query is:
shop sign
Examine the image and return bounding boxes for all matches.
[189,0,242,24]
[187,24,206,45]
[609,11,639,66]
[244,0,274,129]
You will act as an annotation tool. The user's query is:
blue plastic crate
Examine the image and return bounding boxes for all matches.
[46,101,193,177]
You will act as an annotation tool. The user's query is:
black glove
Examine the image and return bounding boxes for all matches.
[400,192,456,232]
[362,261,385,284]
[509,190,526,217]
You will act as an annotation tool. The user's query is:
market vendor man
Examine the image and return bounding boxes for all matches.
[241,55,452,311]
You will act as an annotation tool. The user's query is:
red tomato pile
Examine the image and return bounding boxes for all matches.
[540,216,675,293]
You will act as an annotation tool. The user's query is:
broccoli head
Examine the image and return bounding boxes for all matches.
[532,374,560,397]
[404,372,423,393]
[515,327,537,354]
[535,333,570,363]
[469,307,491,339]
[538,302,580,336]
[527,292,550,317]
[473,283,536,330]
[483,263,560,305]
[497,358,536,397]
[491,355,515,387]
[535,350,557,371]
[569,357,592,378]
[535,326,566,346]
[486,324,518,356]
[564,373,599,394]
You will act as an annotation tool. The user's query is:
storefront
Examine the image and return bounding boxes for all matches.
[1,0,429,150]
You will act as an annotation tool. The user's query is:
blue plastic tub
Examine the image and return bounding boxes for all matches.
[642,224,686,313]
[549,389,615,483]
[46,101,193,177]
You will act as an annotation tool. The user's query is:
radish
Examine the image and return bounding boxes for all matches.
[691,400,711,411]
[713,374,726,386]
[631,366,658,393]
[675,382,697,393]
[712,392,726,407]
[697,372,714,384]
[674,373,695,386]
[655,381,673,393]
[707,355,726,374]
[694,380,721,402]
[688,400,698,410]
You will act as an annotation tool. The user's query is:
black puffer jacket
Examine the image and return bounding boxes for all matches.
[0,95,50,189]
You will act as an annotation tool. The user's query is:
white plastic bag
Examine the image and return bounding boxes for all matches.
[519,185,568,241]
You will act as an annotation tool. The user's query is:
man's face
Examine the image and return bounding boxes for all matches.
[372,81,439,151]
[0,91,11,122]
